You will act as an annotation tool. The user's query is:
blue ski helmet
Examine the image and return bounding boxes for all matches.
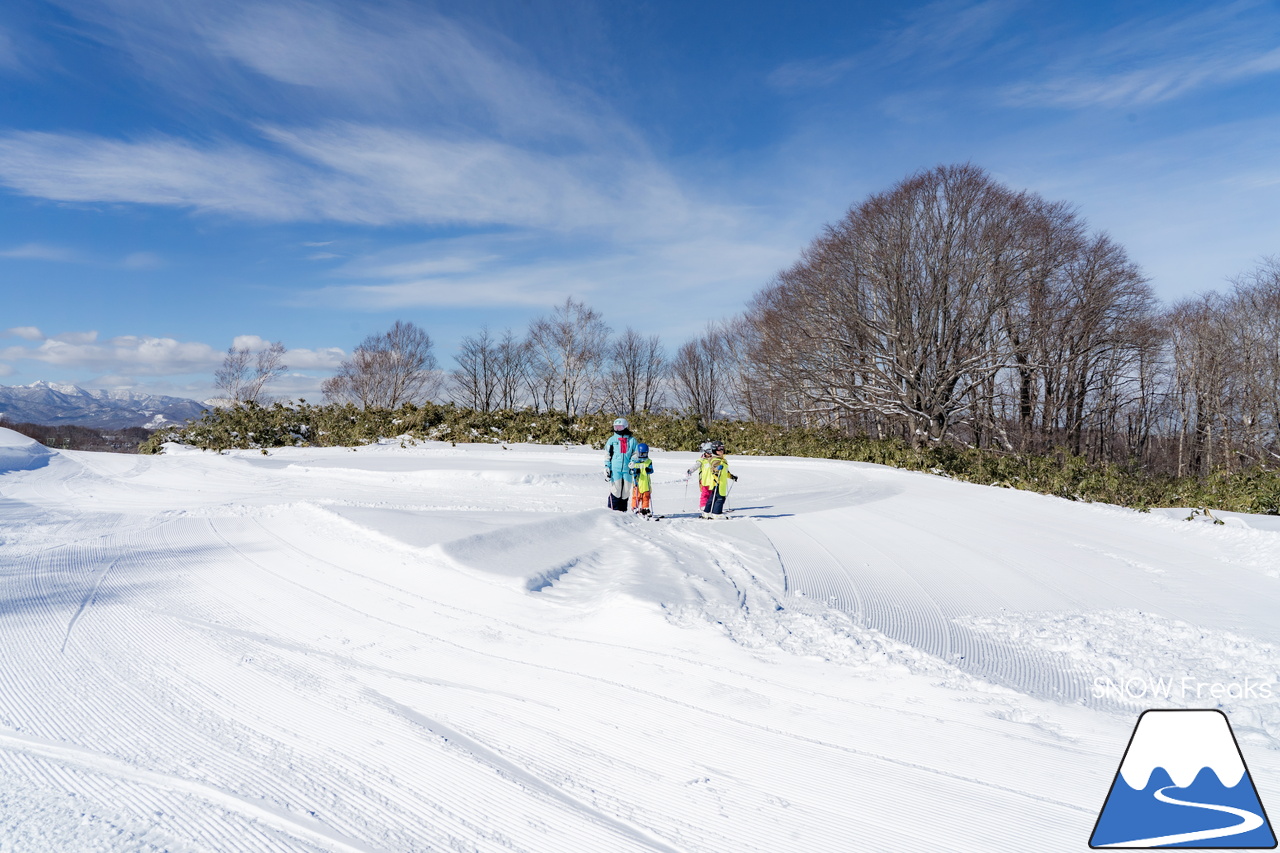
[636,442,649,457]
[613,417,629,431]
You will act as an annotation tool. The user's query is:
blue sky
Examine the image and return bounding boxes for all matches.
[2,0,1279,401]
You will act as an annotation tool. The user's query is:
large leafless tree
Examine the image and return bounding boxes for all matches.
[323,321,441,409]
[451,327,499,412]
[745,164,1158,452]
[671,323,730,422]
[605,328,666,414]
[525,298,610,415]
[748,165,1033,445]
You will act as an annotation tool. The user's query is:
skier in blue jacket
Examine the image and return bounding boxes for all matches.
[604,417,640,511]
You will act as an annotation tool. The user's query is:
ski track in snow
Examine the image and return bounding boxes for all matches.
[1,433,1278,851]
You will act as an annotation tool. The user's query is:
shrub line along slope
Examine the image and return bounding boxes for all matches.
[144,402,1280,516]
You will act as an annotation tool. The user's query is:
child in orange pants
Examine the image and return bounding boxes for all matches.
[629,443,654,517]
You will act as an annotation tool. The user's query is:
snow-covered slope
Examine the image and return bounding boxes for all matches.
[0,381,206,429]
[1,428,1277,851]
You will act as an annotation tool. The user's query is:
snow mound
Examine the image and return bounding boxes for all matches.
[0,428,53,473]
[670,596,959,676]
[436,509,636,592]
[960,609,1280,743]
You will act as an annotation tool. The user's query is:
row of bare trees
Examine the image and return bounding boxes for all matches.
[449,299,671,416]
[230,163,1280,477]
[1166,260,1280,475]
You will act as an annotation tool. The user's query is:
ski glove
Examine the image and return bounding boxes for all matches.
[730,474,739,481]
[605,472,612,481]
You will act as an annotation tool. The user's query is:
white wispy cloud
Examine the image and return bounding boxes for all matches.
[0,26,22,71]
[16,0,798,321]
[0,132,303,218]
[0,332,345,377]
[299,226,800,343]
[879,0,1020,67]
[767,56,858,92]
[768,0,1020,92]
[0,124,689,233]
[122,252,164,270]
[262,123,680,230]
[10,0,693,241]
[1003,2,1280,108]
[0,240,163,269]
[0,243,84,263]
[50,0,630,148]
[202,1,614,144]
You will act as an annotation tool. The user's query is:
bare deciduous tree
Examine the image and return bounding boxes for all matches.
[744,164,1162,455]
[605,328,666,413]
[323,321,441,409]
[215,340,287,404]
[214,346,251,403]
[494,328,529,411]
[748,164,1031,445]
[671,323,729,422]
[525,298,610,415]
[451,327,499,412]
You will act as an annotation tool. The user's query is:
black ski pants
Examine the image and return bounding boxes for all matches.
[702,490,726,515]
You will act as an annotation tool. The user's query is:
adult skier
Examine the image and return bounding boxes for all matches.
[604,417,640,511]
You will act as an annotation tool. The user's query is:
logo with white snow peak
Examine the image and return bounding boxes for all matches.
[1090,709,1276,848]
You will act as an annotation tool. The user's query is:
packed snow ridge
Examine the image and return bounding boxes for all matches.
[1,426,1278,852]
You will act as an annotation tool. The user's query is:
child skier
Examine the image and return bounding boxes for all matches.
[629,443,654,517]
[701,440,738,518]
[687,442,714,511]
[604,417,640,511]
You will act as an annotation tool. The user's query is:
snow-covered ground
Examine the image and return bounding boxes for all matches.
[2,427,1278,852]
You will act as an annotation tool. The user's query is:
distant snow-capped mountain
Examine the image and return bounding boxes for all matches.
[0,381,210,430]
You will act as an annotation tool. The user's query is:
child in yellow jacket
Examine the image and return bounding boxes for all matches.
[701,441,738,518]
[628,443,654,517]
[687,443,714,510]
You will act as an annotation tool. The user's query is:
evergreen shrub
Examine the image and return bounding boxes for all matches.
[142,403,1280,515]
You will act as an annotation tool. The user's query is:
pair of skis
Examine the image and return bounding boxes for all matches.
[682,473,736,516]
[631,510,738,521]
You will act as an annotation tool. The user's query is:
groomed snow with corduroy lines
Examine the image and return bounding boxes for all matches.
[2,426,1279,852]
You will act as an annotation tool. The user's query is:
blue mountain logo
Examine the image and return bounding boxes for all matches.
[1091,709,1276,848]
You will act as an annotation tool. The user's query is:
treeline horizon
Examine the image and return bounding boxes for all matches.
[222,163,1280,481]
[5,421,153,454]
